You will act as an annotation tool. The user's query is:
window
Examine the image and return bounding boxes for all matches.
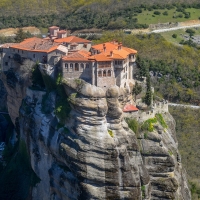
[103,70,106,77]
[83,43,87,48]
[107,70,111,77]
[22,50,24,54]
[98,71,102,77]
[5,62,8,66]
[81,63,84,71]
[33,54,35,58]
[18,50,19,53]
[65,63,68,69]
[86,63,89,68]
[75,63,79,71]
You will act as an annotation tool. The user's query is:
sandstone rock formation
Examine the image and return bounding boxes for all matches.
[1,74,191,200]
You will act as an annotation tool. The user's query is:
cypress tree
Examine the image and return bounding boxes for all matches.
[144,75,152,106]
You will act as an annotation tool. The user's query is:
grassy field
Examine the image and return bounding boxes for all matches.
[137,8,200,25]
[160,27,200,45]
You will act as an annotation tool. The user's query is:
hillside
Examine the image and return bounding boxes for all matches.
[169,106,200,199]
[0,0,200,30]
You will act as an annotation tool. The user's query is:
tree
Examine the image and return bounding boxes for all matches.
[15,28,32,42]
[172,34,177,38]
[144,75,152,106]
[132,81,142,101]
[163,11,168,16]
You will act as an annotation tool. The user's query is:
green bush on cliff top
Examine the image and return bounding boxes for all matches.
[141,117,157,132]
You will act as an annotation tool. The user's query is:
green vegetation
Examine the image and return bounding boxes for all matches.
[186,28,196,37]
[155,113,167,128]
[132,81,142,101]
[14,28,32,42]
[137,7,200,25]
[172,33,177,38]
[126,118,140,135]
[108,129,114,137]
[190,180,200,200]
[32,67,71,124]
[141,118,157,132]
[144,132,148,139]
[141,185,145,198]
[31,64,45,90]
[144,75,152,106]
[168,150,173,156]
[0,2,200,31]
[169,106,200,199]
[0,140,40,200]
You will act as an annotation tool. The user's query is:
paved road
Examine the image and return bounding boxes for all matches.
[151,24,200,33]
[168,103,200,109]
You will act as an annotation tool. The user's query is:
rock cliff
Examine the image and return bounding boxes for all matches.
[1,72,191,200]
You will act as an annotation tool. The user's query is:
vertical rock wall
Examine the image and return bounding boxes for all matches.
[1,75,191,200]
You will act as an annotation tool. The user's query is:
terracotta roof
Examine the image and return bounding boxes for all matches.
[0,43,18,48]
[92,42,137,54]
[54,36,91,44]
[49,26,59,29]
[62,50,91,61]
[89,54,112,62]
[91,42,137,61]
[123,104,139,112]
[10,37,60,53]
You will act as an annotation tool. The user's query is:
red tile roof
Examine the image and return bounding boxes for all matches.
[123,104,139,112]
[10,37,60,53]
[0,43,18,48]
[91,41,137,61]
[92,42,137,53]
[54,36,91,44]
[62,50,91,61]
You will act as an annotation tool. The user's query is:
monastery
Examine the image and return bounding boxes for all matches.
[0,26,137,90]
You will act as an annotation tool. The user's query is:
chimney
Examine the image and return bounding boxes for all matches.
[110,51,113,57]
[103,43,106,52]
[33,43,37,49]
[118,42,122,50]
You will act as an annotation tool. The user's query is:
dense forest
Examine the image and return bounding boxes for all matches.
[93,31,200,104]
[0,1,200,30]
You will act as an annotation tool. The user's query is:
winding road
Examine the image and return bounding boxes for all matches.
[168,103,200,109]
[151,24,200,33]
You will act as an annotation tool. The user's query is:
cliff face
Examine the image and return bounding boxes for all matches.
[1,74,191,200]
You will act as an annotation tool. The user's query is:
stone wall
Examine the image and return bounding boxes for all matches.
[124,101,169,122]
[62,62,92,84]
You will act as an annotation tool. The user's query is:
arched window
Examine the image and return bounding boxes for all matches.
[65,63,68,69]
[75,63,79,71]
[124,82,126,88]
[70,63,73,72]
[81,63,84,72]
[103,70,106,77]
[98,71,102,77]
[107,70,111,77]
